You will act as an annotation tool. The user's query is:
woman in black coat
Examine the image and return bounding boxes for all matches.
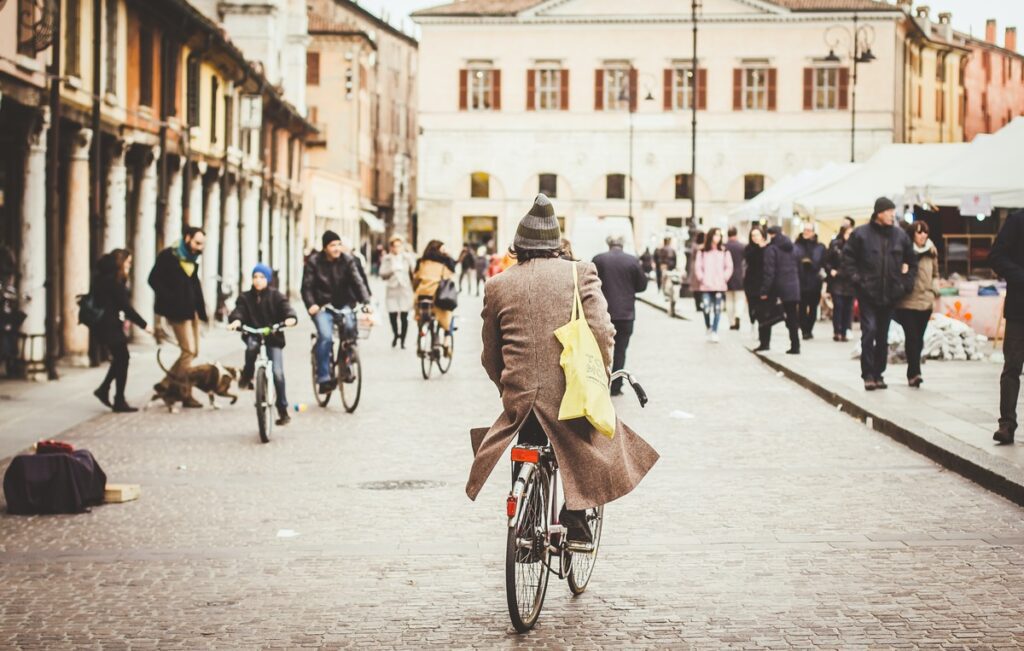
[825,225,855,341]
[743,226,767,338]
[93,249,153,412]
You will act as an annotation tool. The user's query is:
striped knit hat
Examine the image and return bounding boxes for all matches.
[513,194,560,250]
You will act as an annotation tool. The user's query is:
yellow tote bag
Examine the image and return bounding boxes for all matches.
[554,263,617,439]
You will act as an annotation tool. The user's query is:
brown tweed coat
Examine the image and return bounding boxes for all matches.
[467,257,659,510]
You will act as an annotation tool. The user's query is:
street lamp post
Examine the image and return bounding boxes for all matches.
[824,13,876,163]
[691,0,699,228]
[620,69,654,224]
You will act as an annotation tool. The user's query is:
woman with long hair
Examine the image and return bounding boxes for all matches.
[895,221,939,387]
[826,224,856,341]
[92,249,153,412]
[380,236,416,348]
[693,227,734,343]
[743,226,768,340]
[413,239,457,333]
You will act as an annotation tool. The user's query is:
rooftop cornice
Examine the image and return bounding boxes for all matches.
[413,10,903,27]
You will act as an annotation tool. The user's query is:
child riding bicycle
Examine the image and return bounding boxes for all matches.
[228,264,297,425]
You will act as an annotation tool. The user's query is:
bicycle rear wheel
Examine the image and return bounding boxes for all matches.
[436,323,453,375]
[340,347,362,413]
[566,506,604,595]
[311,338,331,408]
[256,371,271,444]
[506,469,550,633]
[418,323,433,380]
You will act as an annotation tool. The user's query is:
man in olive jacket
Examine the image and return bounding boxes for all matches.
[841,198,916,391]
[988,209,1024,444]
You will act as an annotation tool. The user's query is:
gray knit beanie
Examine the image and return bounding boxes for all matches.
[513,194,561,250]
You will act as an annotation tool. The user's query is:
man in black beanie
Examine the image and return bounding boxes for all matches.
[301,230,371,393]
[841,197,917,390]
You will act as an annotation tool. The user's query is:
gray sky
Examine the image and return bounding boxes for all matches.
[358,0,1023,50]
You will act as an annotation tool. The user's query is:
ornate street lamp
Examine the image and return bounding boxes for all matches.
[619,69,655,224]
[824,13,876,163]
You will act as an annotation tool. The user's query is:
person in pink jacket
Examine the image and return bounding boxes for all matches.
[694,227,734,342]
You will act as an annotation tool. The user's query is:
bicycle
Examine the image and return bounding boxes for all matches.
[309,304,370,413]
[240,323,287,444]
[415,298,454,380]
[504,370,648,633]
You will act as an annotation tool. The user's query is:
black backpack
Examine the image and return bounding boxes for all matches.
[76,293,105,328]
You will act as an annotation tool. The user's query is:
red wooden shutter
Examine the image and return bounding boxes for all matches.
[560,69,569,110]
[803,68,813,110]
[838,68,850,110]
[767,68,777,111]
[628,68,638,112]
[595,69,604,110]
[459,69,468,110]
[491,68,499,109]
[306,52,320,86]
[663,69,673,111]
[697,68,707,110]
[733,68,742,110]
[526,69,536,111]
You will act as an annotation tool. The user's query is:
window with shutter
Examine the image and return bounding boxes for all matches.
[807,67,840,111]
[594,69,604,110]
[697,69,707,110]
[65,0,81,77]
[667,68,696,111]
[139,27,153,107]
[531,68,563,111]
[187,58,200,126]
[538,173,557,198]
[466,66,496,111]
[526,69,536,110]
[606,174,626,199]
[739,67,769,111]
[675,174,693,200]
[492,69,501,110]
[307,52,320,86]
[210,76,219,143]
[744,174,765,200]
[105,0,118,95]
[600,66,631,111]
[459,69,468,110]
[560,70,569,110]
[767,68,777,111]
[471,172,490,198]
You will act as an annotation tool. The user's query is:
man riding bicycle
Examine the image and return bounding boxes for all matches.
[302,230,371,394]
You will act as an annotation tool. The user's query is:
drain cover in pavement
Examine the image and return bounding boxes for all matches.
[357,480,447,491]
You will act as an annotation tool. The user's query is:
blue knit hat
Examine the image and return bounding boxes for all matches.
[252,263,273,285]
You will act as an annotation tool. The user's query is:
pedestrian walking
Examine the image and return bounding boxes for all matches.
[758,226,801,354]
[743,226,767,340]
[841,197,916,391]
[228,264,298,426]
[688,230,705,314]
[341,237,372,298]
[474,244,490,295]
[592,234,648,395]
[894,221,939,388]
[794,222,827,340]
[414,240,457,333]
[654,237,677,290]
[457,243,476,293]
[469,192,658,545]
[380,236,416,349]
[371,244,384,277]
[724,227,745,330]
[148,226,207,407]
[694,228,734,343]
[92,249,154,413]
[987,209,1024,444]
[825,224,855,341]
[639,247,654,278]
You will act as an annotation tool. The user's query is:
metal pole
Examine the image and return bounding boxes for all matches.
[628,73,634,222]
[45,0,63,380]
[851,13,858,163]
[691,0,698,225]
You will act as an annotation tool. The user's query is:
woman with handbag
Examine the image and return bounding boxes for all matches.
[380,236,416,348]
[413,240,457,333]
[467,194,658,546]
[92,249,154,412]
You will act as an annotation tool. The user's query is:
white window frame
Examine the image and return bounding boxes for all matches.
[672,68,695,111]
[604,65,630,111]
[813,67,839,111]
[468,66,493,111]
[535,68,562,111]
[742,67,769,111]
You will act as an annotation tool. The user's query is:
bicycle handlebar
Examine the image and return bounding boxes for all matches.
[240,322,290,336]
[609,370,648,408]
[322,303,371,315]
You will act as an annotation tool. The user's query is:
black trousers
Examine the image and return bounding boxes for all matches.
[611,319,634,393]
[388,311,409,342]
[759,301,800,351]
[97,332,130,402]
[859,301,894,380]
[895,308,930,379]
[799,292,820,336]
[513,413,586,524]
[999,319,1024,434]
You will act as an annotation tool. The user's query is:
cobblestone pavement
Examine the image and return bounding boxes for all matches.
[1,290,1024,649]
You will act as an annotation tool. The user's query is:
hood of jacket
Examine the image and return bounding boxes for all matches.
[771,233,794,253]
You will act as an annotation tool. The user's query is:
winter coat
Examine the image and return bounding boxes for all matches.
[469,257,659,510]
[897,240,940,312]
[794,235,826,298]
[825,236,855,297]
[592,247,648,321]
[148,247,207,322]
[694,249,734,293]
[743,243,765,298]
[228,287,297,348]
[760,234,801,303]
[724,239,745,291]
[841,220,917,307]
[380,252,416,313]
[413,252,456,331]
[654,245,677,271]
[989,210,1024,322]
[300,251,370,310]
[93,255,147,342]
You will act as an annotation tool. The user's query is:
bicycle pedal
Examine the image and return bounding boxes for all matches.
[566,541,596,554]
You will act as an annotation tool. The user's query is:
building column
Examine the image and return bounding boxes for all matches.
[240,176,260,282]
[188,161,207,228]
[18,109,49,377]
[132,147,159,329]
[61,128,93,366]
[260,192,273,267]
[164,156,183,247]
[221,175,240,300]
[203,170,222,320]
[103,141,128,252]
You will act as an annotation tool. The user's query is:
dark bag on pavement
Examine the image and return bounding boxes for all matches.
[76,293,105,329]
[3,449,107,515]
[759,299,786,327]
[434,278,459,311]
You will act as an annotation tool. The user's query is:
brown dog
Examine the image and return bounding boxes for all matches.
[153,348,240,410]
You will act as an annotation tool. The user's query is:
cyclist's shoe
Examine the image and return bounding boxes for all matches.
[318,380,337,394]
[559,506,593,545]
[181,396,203,409]
[275,407,291,426]
[238,374,253,390]
[339,367,356,383]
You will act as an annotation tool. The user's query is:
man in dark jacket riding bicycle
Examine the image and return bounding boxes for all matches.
[302,230,371,394]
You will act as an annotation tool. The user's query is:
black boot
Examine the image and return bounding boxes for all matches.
[559,506,593,545]
[112,400,138,413]
[276,406,291,426]
[94,387,112,409]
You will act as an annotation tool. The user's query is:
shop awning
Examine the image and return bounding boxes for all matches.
[360,210,385,234]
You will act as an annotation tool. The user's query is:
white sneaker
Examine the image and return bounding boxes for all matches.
[711,332,720,343]
[705,329,712,342]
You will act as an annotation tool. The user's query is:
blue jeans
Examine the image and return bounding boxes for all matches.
[244,338,287,410]
[858,300,893,380]
[702,292,724,332]
[832,294,854,336]
[312,307,356,383]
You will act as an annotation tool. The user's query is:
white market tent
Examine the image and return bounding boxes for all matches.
[792,143,969,221]
[917,117,1024,209]
[729,162,859,222]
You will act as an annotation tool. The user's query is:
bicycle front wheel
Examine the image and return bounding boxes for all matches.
[437,323,453,375]
[567,506,604,595]
[340,347,362,413]
[418,323,433,380]
[256,371,271,444]
[506,469,550,633]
